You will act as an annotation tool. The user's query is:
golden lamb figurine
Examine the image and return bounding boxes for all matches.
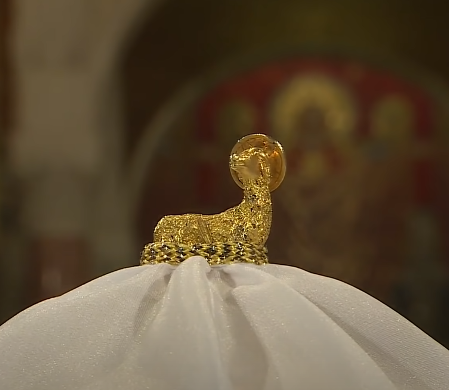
[141,134,286,266]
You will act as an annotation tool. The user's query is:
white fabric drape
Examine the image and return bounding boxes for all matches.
[1,256,448,390]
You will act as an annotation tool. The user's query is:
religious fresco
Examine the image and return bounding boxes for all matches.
[139,56,449,346]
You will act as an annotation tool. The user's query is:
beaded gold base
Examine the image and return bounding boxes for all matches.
[140,242,269,266]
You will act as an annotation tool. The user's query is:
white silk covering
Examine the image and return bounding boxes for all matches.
[0,256,448,390]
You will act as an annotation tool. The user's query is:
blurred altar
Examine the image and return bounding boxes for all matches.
[1,0,449,348]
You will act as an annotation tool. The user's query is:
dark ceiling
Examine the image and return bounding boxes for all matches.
[121,0,449,155]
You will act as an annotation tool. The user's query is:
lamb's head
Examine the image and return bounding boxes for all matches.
[230,147,270,181]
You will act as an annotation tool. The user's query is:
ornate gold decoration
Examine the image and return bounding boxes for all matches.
[140,242,269,266]
[230,134,286,192]
[140,134,286,266]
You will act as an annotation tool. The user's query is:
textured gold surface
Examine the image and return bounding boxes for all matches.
[230,134,286,192]
[143,134,285,265]
[140,242,268,265]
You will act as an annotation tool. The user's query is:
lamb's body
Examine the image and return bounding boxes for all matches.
[154,148,272,246]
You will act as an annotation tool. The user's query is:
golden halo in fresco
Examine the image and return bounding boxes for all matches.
[270,74,357,148]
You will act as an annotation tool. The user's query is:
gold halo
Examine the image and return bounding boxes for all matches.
[270,74,357,147]
[230,134,286,192]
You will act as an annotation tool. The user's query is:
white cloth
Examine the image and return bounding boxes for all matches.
[0,256,448,390]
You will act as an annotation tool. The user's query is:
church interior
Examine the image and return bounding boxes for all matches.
[1,0,449,348]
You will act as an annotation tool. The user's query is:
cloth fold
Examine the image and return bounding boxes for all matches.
[0,257,448,390]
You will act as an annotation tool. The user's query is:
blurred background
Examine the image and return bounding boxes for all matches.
[1,0,449,347]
